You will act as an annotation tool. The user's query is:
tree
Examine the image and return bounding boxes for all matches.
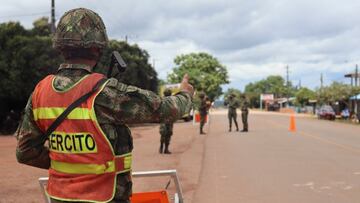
[316,82,360,105]
[31,17,51,36]
[167,52,229,101]
[94,40,158,92]
[295,87,316,106]
[223,88,242,100]
[0,18,159,133]
[244,75,295,107]
[0,20,62,132]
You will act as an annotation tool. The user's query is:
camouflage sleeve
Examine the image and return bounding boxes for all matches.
[16,94,50,169]
[95,78,192,124]
[236,100,241,108]
[200,100,207,110]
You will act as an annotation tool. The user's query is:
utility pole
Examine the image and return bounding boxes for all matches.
[355,64,358,87]
[286,65,290,107]
[355,64,359,115]
[51,0,56,33]
[124,34,138,43]
[320,73,323,89]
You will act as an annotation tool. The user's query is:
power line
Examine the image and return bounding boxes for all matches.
[0,12,49,19]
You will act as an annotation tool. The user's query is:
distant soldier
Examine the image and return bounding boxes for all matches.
[159,89,174,154]
[199,92,208,134]
[224,94,240,132]
[241,95,249,132]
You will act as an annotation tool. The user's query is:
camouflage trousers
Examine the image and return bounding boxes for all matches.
[160,132,172,145]
[242,111,248,130]
[200,113,207,133]
[160,123,173,145]
[228,111,238,130]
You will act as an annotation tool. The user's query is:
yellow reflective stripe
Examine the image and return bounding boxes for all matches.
[124,156,132,170]
[33,107,92,121]
[51,153,132,175]
[115,152,132,171]
[51,160,115,175]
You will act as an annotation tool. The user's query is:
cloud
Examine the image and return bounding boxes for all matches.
[137,39,208,79]
[1,0,360,92]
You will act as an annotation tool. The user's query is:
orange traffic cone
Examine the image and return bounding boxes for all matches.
[289,114,296,132]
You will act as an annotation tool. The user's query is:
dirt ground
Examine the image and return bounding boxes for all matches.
[0,120,205,203]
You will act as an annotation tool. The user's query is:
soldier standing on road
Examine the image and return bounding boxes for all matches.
[241,95,249,132]
[15,8,193,203]
[199,92,208,134]
[159,88,174,154]
[224,94,240,132]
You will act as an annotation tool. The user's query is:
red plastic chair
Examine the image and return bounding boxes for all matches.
[131,190,170,203]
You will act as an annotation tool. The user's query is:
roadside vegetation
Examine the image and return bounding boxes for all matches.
[0,18,157,134]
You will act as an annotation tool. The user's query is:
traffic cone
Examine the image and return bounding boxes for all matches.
[289,114,296,132]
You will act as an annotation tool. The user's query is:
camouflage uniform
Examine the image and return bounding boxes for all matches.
[224,96,239,132]
[16,65,192,203]
[241,99,249,132]
[15,8,192,203]
[198,95,207,134]
[159,89,174,154]
[159,123,173,153]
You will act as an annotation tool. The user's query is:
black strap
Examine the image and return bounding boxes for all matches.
[34,78,107,147]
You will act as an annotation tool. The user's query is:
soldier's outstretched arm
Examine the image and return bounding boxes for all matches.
[95,75,193,124]
[16,95,50,169]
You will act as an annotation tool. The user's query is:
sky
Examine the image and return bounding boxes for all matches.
[1,0,360,91]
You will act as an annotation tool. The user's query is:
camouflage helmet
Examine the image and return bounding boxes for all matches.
[163,88,172,97]
[53,8,108,50]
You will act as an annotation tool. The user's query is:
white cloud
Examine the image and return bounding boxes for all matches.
[137,39,208,79]
[1,0,360,92]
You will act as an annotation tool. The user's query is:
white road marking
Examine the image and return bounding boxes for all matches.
[320,186,331,190]
[293,182,314,187]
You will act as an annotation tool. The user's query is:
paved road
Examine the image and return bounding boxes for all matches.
[2,110,360,202]
[193,111,360,203]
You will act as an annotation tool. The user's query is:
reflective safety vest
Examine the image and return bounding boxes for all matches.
[32,73,132,202]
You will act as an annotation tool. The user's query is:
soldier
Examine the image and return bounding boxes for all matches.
[224,94,239,132]
[159,88,174,154]
[15,8,193,203]
[198,92,208,134]
[241,95,249,132]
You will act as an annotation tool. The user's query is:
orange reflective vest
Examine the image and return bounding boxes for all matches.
[32,73,132,202]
